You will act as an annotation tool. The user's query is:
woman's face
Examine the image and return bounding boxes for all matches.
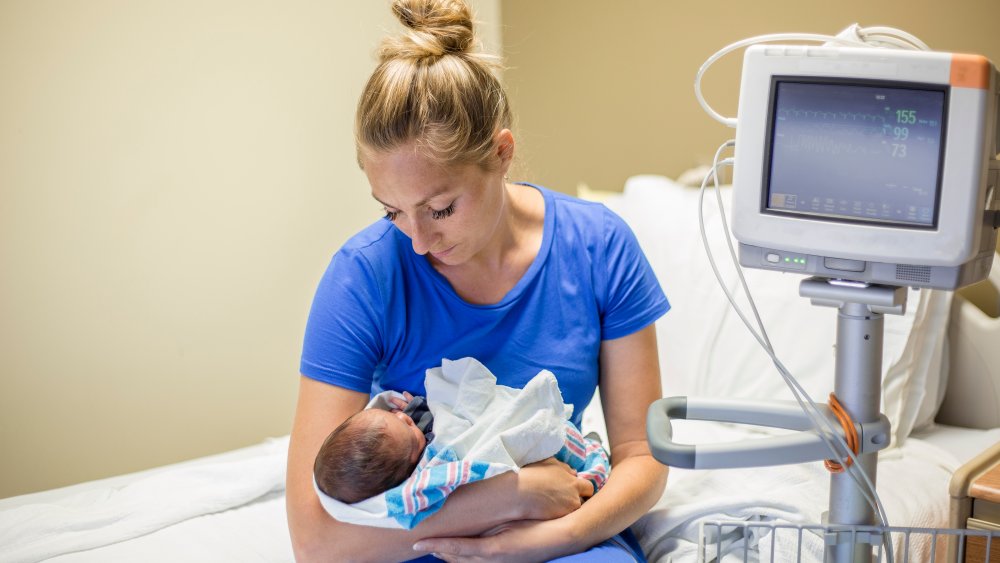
[362,140,509,268]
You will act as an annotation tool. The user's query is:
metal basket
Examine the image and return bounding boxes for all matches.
[698,520,1000,562]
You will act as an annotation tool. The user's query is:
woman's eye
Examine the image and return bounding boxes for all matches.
[383,209,399,222]
[431,203,455,220]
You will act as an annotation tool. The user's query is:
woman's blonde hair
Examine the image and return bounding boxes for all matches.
[356,0,511,169]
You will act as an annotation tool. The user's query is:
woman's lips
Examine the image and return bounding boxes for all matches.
[432,245,456,259]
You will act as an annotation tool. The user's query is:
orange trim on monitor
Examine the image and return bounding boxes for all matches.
[950,54,991,89]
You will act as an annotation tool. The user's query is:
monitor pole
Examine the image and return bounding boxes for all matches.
[647,277,906,563]
[799,277,907,563]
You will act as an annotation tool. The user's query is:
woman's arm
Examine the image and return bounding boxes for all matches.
[558,323,669,548]
[412,324,668,562]
[286,376,590,563]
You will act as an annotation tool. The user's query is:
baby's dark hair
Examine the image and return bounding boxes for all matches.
[314,409,417,504]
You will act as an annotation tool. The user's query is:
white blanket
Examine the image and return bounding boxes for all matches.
[633,422,959,562]
[425,357,572,463]
[0,437,289,563]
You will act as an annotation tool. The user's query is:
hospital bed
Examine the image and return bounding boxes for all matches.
[582,175,1000,561]
[2,175,999,563]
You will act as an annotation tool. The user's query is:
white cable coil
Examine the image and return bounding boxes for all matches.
[694,25,931,128]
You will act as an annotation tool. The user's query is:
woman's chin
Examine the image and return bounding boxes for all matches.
[429,245,459,264]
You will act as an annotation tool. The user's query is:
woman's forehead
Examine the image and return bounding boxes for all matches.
[367,154,476,206]
[361,141,446,175]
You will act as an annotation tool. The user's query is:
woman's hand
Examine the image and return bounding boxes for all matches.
[407,457,592,562]
[412,518,575,563]
[513,458,593,521]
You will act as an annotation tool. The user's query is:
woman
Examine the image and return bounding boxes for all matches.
[286,1,670,561]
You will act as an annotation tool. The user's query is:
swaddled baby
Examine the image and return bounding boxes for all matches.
[314,391,435,504]
[312,357,610,529]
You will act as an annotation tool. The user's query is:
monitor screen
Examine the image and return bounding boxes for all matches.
[764,79,947,228]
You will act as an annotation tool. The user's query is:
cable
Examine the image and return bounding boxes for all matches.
[695,144,864,476]
[697,144,890,505]
[824,393,860,473]
[696,142,896,561]
[857,26,930,51]
[694,25,930,128]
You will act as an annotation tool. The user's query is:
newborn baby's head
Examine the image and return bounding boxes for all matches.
[314,408,427,503]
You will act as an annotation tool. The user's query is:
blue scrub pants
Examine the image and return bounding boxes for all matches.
[408,528,646,562]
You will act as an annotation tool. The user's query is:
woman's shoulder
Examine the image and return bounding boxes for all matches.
[523,183,617,229]
[528,184,631,244]
[534,184,603,210]
[324,220,407,282]
[341,219,398,253]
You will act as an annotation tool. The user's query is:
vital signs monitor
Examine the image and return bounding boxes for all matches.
[731,45,1000,289]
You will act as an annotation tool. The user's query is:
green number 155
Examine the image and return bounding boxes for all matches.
[896,109,917,124]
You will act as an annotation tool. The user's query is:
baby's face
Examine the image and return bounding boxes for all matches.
[372,409,427,465]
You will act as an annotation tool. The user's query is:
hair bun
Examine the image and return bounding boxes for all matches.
[382,0,475,60]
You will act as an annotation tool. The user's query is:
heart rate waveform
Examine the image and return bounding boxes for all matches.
[777,108,889,124]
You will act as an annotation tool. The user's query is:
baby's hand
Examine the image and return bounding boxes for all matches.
[388,391,414,412]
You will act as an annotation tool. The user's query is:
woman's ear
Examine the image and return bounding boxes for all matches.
[495,128,515,173]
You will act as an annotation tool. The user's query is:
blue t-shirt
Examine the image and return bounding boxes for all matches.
[300,184,669,427]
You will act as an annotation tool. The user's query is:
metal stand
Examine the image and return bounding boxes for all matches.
[801,278,905,562]
[647,277,907,562]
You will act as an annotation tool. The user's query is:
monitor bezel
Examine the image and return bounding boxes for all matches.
[731,45,995,269]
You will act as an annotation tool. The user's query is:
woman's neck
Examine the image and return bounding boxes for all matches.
[430,182,545,305]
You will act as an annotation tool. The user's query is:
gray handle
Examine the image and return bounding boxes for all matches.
[646,396,884,469]
[645,397,695,468]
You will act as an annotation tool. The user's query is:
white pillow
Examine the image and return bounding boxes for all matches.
[605,174,950,445]
[936,255,1000,429]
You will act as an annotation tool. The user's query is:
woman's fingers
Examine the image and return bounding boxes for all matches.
[529,457,576,475]
[416,520,559,562]
[412,538,490,562]
[516,458,588,520]
[535,458,592,499]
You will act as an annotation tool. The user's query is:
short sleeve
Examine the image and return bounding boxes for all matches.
[299,248,385,392]
[599,209,671,340]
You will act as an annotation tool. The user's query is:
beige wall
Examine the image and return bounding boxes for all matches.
[2,0,994,500]
[501,0,1000,193]
[0,0,500,499]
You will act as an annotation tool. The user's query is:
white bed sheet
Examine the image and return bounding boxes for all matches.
[0,438,293,563]
[41,493,288,563]
[0,424,993,563]
[911,423,1000,466]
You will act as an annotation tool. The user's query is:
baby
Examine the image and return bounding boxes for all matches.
[314,392,434,504]
[312,358,610,529]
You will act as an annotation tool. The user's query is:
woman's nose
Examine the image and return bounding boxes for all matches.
[408,219,435,255]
